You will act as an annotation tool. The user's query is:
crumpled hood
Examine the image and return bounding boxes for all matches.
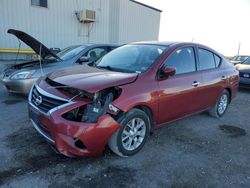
[48,65,138,93]
[236,64,250,72]
[8,29,59,60]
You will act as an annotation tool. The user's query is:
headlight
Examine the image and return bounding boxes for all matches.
[108,104,120,114]
[11,71,35,80]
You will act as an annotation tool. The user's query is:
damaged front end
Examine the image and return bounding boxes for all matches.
[29,79,125,157]
[62,87,123,123]
[45,76,123,123]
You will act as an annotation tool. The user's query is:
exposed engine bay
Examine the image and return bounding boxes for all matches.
[45,76,124,123]
[62,87,122,123]
[82,90,115,122]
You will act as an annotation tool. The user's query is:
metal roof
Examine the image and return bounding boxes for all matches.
[129,0,162,13]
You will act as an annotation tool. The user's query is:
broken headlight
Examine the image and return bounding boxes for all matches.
[108,104,120,114]
[82,91,118,123]
[63,87,121,123]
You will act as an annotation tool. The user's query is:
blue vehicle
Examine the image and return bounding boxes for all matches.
[236,57,250,88]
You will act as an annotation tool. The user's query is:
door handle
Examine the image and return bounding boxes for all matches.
[192,81,200,87]
[221,76,227,80]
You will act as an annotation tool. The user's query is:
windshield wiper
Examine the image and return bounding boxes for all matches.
[96,65,136,73]
[96,65,114,71]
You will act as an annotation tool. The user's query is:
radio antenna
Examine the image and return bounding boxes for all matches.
[39,44,44,76]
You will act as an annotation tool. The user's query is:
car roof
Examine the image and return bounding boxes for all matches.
[130,41,205,47]
[129,41,224,58]
[131,41,177,46]
[80,43,119,47]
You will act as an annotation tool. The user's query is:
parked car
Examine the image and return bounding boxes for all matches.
[28,42,239,157]
[0,29,117,94]
[230,55,250,65]
[236,57,250,88]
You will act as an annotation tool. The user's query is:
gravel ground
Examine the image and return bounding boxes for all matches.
[0,83,249,188]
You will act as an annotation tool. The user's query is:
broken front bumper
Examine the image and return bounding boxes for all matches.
[28,90,121,157]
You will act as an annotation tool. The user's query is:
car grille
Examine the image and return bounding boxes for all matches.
[239,72,250,79]
[31,86,68,113]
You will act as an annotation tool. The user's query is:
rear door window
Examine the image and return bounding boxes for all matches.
[198,48,217,70]
[214,54,221,67]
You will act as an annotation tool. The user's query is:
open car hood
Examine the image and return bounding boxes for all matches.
[8,29,59,60]
[47,65,138,93]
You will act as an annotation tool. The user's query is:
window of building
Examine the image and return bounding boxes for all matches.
[164,47,196,74]
[31,0,48,8]
[198,48,216,70]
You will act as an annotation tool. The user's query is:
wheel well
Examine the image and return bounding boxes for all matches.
[134,105,154,130]
[225,88,232,103]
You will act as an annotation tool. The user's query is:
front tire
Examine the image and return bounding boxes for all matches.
[209,90,230,118]
[108,108,150,157]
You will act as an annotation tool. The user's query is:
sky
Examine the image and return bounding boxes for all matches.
[138,0,250,56]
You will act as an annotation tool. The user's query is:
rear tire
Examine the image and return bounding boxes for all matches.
[209,90,230,118]
[108,108,150,157]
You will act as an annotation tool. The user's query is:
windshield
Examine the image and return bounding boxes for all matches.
[243,58,250,65]
[231,56,249,61]
[95,44,167,73]
[56,45,87,61]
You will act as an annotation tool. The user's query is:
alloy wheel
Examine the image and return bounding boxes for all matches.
[121,117,146,151]
[218,94,228,115]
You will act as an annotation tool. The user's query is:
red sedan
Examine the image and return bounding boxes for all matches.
[28,42,239,157]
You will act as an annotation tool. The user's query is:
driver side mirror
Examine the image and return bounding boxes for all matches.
[159,67,176,79]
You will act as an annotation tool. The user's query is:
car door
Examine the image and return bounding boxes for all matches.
[157,47,203,124]
[196,48,225,109]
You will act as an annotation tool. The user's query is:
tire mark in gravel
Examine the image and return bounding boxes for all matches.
[219,125,246,138]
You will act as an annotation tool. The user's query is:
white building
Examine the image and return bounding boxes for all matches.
[0,0,161,60]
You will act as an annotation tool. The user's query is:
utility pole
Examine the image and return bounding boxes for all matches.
[237,42,241,55]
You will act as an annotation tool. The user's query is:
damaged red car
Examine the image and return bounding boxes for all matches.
[28,42,239,157]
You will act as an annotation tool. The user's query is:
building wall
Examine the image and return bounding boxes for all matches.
[118,0,161,44]
[0,0,111,50]
[0,0,161,58]
[109,0,120,44]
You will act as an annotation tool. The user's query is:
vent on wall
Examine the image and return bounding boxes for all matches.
[79,9,96,23]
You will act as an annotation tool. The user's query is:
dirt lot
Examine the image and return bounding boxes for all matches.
[0,83,250,187]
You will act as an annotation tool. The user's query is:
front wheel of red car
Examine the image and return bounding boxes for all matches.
[209,90,230,118]
[108,109,150,157]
